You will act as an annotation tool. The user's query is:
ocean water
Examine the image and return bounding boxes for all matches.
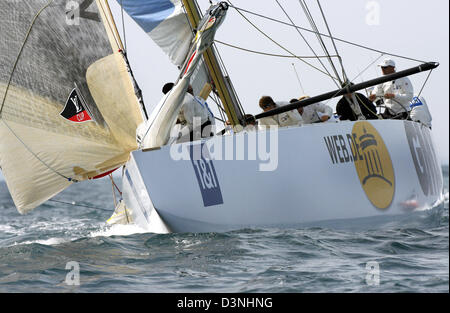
[0,167,448,293]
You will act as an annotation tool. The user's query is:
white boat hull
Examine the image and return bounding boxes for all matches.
[123,120,444,233]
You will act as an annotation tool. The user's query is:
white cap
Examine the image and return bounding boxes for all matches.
[378,58,396,68]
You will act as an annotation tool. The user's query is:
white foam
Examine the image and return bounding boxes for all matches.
[89,223,149,238]
[19,237,69,246]
[0,224,20,234]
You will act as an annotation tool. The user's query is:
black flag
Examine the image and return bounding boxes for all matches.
[60,88,92,123]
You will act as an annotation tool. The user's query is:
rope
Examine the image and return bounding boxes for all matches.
[226,3,428,64]
[0,0,54,117]
[48,199,111,212]
[109,174,123,196]
[109,173,122,208]
[227,0,339,81]
[355,93,381,120]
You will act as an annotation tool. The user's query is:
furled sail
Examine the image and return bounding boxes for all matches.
[117,0,194,67]
[0,0,143,213]
[140,2,229,149]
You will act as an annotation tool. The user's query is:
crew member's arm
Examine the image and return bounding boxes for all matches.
[316,102,333,121]
[369,84,383,102]
[390,78,414,103]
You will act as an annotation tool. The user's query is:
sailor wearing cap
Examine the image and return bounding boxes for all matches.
[369,58,414,119]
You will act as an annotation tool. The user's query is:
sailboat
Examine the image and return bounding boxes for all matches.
[0,0,444,234]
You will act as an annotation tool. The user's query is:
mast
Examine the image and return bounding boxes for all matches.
[182,0,244,126]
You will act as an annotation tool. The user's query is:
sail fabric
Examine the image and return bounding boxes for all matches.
[0,0,143,213]
[117,0,193,66]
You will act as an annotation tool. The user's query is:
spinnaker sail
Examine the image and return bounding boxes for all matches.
[0,0,143,213]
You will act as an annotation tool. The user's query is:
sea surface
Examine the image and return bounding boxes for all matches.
[0,167,448,293]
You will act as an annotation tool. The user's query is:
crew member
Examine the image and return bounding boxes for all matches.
[295,96,333,124]
[336,83,378,121]
[163,83,215,141]
[258,96,303,127]
[369,59,414,119]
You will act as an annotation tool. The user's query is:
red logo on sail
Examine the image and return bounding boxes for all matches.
[61,88,92,123]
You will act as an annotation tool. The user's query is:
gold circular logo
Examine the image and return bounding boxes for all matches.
[352,122,395,210]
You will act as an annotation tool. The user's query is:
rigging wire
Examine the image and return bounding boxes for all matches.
[292,63,306,95]
[297,0,342,86]
[226,3,428,64]
[226,0,339,81]
[417,69,433,98]
[352,54,385,84]
[318,54,386,120]
[215,40,341,59]
[273,0,339,87]
[211,43,247,117]
[316,0,349,82]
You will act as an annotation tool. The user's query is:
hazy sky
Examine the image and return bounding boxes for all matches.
[0,0,448,182]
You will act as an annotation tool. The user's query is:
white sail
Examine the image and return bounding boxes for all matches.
[0,0,143,213]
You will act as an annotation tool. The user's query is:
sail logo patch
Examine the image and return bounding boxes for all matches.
[61,88,92,123]
[323,121,395,210]
[352,122,395,210]
[404,121,442,196]
[190,143,224,207]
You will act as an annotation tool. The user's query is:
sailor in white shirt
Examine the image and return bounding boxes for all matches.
[369,58,414,119]
[163,83,215,143]
[258,96,303,128]
[295,96,333,124]
[180,88,215,133]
